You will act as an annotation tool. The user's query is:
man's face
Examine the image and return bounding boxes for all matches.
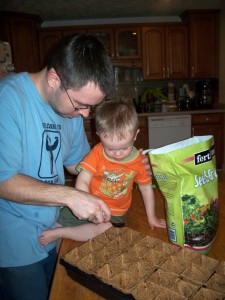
[51,81,106,119]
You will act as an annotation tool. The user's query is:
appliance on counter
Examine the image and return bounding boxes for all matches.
[195,79,217,109]
[177,84,196,111]
[148,115,191,149]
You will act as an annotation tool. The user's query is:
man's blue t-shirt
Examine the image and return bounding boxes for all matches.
[0,73,90,267]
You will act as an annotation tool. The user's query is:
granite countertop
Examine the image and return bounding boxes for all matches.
[137,103,225,117]
[137,109,225,117]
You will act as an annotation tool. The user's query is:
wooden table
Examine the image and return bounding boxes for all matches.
[49,173,225,300]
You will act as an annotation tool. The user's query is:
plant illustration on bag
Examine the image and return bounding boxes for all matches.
[182,194,219,247]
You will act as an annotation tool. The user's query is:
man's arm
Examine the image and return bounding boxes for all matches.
[0,173,111,223]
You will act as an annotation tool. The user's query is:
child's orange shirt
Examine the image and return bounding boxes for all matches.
[77,143,152,216]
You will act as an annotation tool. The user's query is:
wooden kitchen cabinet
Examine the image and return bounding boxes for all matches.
[192,113,224,169]
[135,116,148,150]
[181,10,220,79]
[38,25,141,69]
[115,27,141,59]
[38,28,86,68]
[84,118,100,148]
[38,30,63,67]
[88,26,142,67]
[142,25,188,80]
[87,28,114,58]
[62,28,87,37]
[0,11,40,72]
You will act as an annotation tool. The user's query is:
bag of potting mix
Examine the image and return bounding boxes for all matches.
[148,135,219,255]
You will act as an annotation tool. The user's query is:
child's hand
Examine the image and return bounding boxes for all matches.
[148,217,167,229]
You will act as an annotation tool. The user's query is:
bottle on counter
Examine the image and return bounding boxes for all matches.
[168,82,175,102]
[166,82,177,112]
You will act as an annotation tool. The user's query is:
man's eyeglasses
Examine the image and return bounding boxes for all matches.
[56,70,94,112]
[63,86,93,112]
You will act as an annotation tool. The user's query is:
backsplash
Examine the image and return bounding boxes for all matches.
[113,66,219,106]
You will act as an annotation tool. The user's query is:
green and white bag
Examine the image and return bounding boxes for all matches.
[148,135,219,255]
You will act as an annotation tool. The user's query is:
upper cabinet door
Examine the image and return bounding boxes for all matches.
[38,30,63,68]
[166,25,189,79]
[10,17,40,72]
[87,26,142,67]
[39,29,87,68]
[115,27,141,59]
[87,28,114,58]
[142,25,188,80]
[181,10,220,79]
[142,26,166,80]
[0,12,40,72]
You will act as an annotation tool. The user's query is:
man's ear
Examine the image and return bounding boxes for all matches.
[47,68,61,90]
[134,129,140,141]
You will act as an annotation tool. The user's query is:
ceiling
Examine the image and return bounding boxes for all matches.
[0,0,223,24]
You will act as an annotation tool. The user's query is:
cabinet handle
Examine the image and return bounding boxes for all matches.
[192,127,195,136]
[191,66,195,77]
[167,67,170,78]
[163,67,165,78]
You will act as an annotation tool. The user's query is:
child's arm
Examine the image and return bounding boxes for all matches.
[75,169,92,193]
[138,184,167,230]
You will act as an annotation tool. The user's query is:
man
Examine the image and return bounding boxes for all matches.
[0,34,114,300]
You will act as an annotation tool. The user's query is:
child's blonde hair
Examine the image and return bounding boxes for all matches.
[95,99,139,140]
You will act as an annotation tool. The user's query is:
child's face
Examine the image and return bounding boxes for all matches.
[99,131,139,161]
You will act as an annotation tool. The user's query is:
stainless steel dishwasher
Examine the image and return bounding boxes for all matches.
[148,115,192,149]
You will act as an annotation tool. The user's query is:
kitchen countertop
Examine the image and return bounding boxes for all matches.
[87,104,225,119]
[138,109,225,117]
[137,103,225,116]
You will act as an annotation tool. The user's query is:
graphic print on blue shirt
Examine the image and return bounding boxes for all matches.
[38,130,61,179]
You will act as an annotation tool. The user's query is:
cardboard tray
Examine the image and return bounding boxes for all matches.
[60,227,225,299]
[60,258,134,300]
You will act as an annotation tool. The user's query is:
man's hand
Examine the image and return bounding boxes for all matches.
[68,190,111,224]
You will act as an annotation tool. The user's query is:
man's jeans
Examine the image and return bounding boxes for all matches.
[0,248,57,300]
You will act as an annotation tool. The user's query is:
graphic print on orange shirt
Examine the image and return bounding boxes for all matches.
[100,168,134,198]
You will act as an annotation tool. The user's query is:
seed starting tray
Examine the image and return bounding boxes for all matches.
[60,227,225,299]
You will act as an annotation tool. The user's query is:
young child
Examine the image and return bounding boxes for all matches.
[39,100,166,245]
